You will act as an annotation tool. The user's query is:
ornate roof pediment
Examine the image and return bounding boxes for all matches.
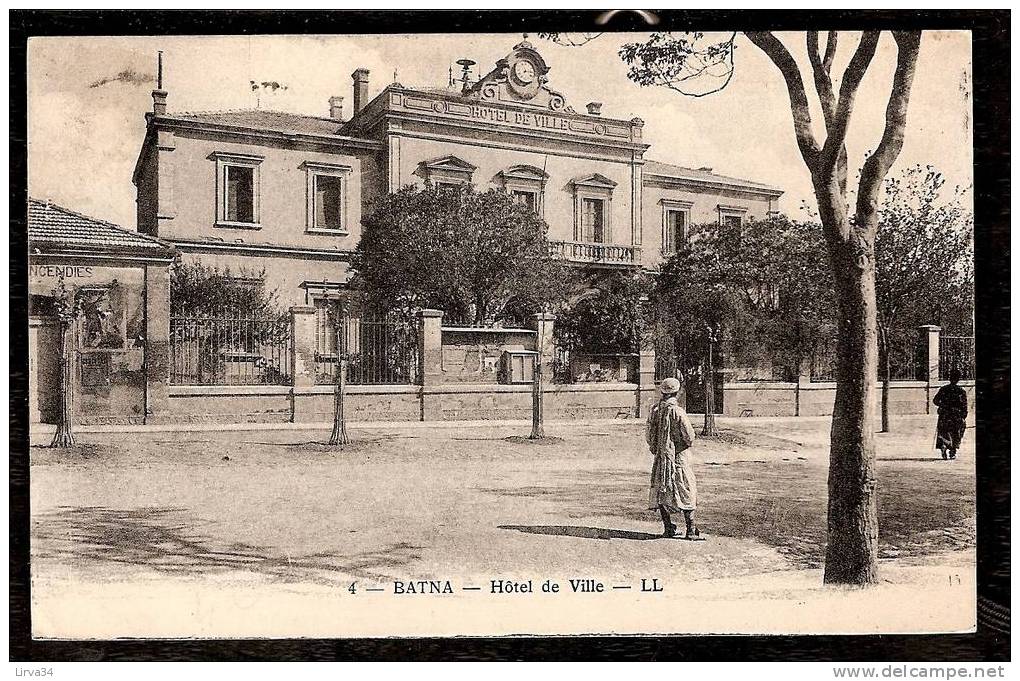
[422,155,477,173]
[571,173,618,190]
[464,39,575,113]
[500,164,550,182]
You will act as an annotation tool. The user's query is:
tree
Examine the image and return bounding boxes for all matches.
[549,30,923,584]
[49,277,86,448]
[328,304,352,448]
[169,259,281,318]
[654,217,834,416]
[353,184,577,325]
[554,270,652,355]
[874,165,974,431]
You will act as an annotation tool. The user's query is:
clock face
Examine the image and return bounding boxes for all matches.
[513,60,536,84]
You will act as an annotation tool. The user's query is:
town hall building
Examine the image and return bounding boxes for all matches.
[133,37,782,312]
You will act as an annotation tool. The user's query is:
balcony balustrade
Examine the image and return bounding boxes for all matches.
[548,240,639,266]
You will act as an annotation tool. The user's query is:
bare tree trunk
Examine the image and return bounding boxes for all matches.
[50,320,76,448]
[329,325,351,447]
[701,341,718,436]
[880,326,891,433]
[823,224,880,585]
[745,29,920,587]
[530,356,544,439]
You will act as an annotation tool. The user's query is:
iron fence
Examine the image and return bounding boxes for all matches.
[810,335,922,382]
[879,335,921,381]
[314,314,419,385]
[940,336,975,381]
[810,337,838,382]
[170,315,292,385]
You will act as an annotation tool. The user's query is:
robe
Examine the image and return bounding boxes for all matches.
[933,383,968,450]
[646,396,698,512]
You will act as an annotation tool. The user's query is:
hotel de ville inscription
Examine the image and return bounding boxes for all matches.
[386,38,638,141]
[392,92,635,140]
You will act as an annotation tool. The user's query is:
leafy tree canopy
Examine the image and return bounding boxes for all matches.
[352,184,577,325]
[170,259,282,318]
[654,214,833,379]
[554,270,653,355]
[874,165,974,341]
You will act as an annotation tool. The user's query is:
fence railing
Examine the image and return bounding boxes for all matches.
[879,336,920,381]
[170,315,292,385]
[314,315,419,386]
[940,336,975,380]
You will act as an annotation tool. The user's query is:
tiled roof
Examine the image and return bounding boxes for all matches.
[28,198,173,257]
[166,109,344,137]
[643,159,782,195]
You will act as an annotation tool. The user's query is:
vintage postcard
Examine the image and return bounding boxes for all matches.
[21,20,992,643]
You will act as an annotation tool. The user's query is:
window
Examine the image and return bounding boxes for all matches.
[571,173,616,243]
[581,197,606,243]
[500,165,548,217]
[718,204,749,229]
[314,175,343,230]
[214,152,262,228]
[226,166,255,223]
[513,189,538,213]
[663,209,688,254]
[304,162,351,234]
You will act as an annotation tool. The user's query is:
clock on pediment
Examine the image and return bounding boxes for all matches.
[509,57,539,97]
[466,38,573,112]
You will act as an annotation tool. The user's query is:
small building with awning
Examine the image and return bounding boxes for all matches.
[28,198,174,425]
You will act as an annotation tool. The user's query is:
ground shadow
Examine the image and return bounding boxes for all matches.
[877,456,955,463]
[499,524,662,541]
[483,460,975,568]
[32,505,423,584]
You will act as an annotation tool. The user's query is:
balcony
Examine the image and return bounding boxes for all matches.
[548,240,639,267]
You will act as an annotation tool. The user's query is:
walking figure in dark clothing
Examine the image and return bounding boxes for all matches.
[933,368,968,460]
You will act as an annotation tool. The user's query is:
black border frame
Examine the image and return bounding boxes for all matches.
[9,9,1010,662]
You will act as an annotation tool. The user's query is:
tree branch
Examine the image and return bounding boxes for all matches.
[808,31,848,194]
[855,31,922,229]
[820,31,881,173]
[807,31,837,127]
[823,31,838,72]
[745,31,820,170]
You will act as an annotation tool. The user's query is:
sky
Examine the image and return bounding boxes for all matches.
[27,31,972,228]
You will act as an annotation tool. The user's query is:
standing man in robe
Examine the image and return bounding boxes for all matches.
[933,368,969,460]
[646,377,704,540]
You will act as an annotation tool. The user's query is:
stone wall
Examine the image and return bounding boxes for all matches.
[724,380,977,418]
[148,309,976,426]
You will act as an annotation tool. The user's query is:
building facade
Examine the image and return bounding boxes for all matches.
[27,198,175,425]
[133,38,782,313]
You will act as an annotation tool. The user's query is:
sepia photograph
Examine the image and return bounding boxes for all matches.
[9,8,1009,663]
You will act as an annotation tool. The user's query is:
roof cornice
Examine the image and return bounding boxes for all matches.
[642,171,784,198]
[148,114,384,151]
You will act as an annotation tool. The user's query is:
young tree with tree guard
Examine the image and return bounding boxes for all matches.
[49,277,86,448]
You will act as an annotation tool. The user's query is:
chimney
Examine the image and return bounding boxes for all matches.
[151,50,168,115]
[328,95,345,121]
[351,68,370,114]
[586,102,603,116]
